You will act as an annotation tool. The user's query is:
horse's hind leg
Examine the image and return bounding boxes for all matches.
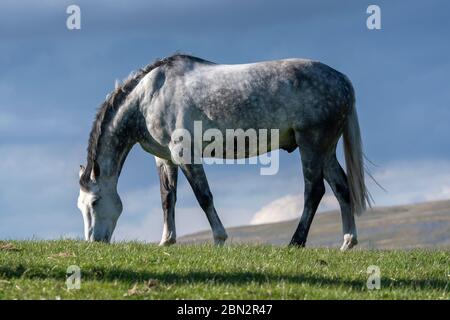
[289,137,326,247]
[156,158,178,246]
[180,163,228,245]
[324,153,358,251]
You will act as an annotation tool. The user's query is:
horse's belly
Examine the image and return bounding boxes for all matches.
[198,125,296,160]
[194,89,296,132]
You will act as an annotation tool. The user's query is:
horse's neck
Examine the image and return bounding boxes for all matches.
[96,105,143,183]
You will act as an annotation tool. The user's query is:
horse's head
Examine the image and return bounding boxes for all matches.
[77,165,122,242]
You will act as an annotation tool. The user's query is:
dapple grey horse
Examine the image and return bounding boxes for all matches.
[77,54,370,250]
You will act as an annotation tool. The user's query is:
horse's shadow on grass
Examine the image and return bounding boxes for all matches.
[1,265,448,290]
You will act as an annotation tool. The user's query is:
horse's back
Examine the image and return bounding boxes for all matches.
[148,56,353,137]
[176,58,351,129]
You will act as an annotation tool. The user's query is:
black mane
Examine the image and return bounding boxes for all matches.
[79,54,208,188]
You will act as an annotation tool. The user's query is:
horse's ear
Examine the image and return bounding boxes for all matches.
[79,165,85,178]
[91,162,101,181]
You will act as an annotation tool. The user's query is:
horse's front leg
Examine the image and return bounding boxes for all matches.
[156,157,178,246]
[180,163,228,245]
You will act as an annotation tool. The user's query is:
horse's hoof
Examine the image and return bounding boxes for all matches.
[288,238,306,247]
[213,233,228,246]
[340,234,357,251]
[289,243,306,248]
[159,237,176,246]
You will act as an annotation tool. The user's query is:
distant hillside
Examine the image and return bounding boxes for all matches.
[179,200,450,249]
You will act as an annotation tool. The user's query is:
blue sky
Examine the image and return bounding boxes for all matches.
[1,1,449,242]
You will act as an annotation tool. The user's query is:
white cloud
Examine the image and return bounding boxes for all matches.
[250,193,339,225]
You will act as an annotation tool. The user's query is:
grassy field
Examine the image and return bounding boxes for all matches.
[0,240,449,299]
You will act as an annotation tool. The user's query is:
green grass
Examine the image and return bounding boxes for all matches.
[0,240,449,299]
